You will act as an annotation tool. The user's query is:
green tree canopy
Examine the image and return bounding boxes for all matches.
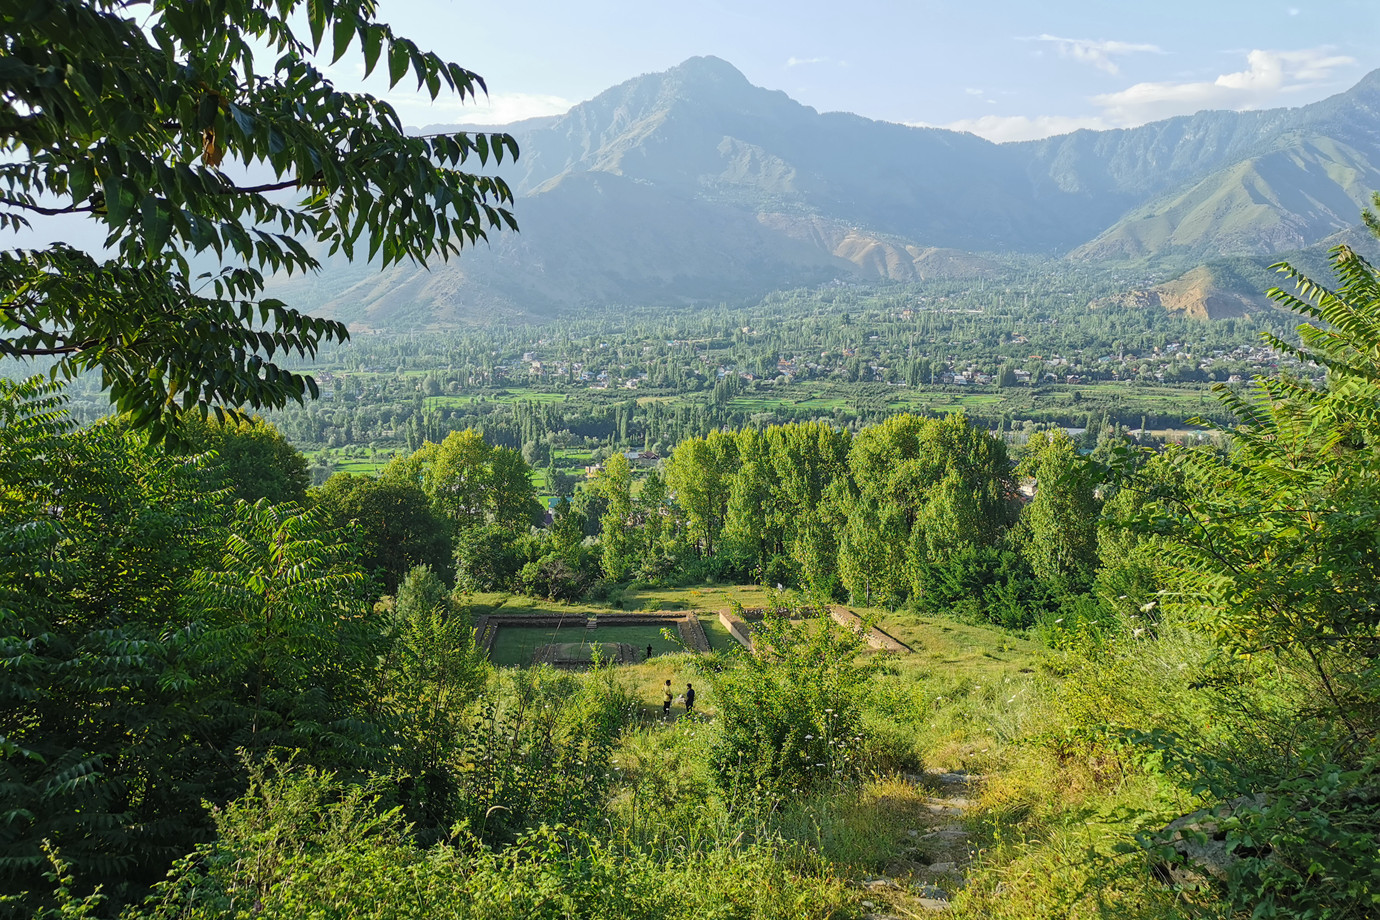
[0,0,516,440]
[383,429,539,535]
[427,429,496,528]
[665,430,738,558]
[1015,430,1101,585]
[312,471,451,593]
[177,415,310,505]
[488,445,544,531]
[839,413,1014,605]
[591,452,635,581]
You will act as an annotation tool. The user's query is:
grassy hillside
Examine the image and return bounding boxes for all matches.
[1072,137,1380,263]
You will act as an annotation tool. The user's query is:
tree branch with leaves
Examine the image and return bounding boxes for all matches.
[1,0,518,440]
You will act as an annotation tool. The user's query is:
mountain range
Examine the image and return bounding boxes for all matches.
[282,56,1380,328]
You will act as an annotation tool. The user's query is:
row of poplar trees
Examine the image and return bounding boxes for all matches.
[626,413,1102,618]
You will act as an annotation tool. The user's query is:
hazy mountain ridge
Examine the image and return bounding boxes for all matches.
[310,58,1380,326]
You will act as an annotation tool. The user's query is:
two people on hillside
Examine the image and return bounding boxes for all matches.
[662,679,695,718]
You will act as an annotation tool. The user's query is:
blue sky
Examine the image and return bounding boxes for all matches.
[341,0,1380,141]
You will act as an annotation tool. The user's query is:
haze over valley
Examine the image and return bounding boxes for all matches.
[270,57,1380,328]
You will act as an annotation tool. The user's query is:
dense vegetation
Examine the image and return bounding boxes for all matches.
[36,270,1304,474]
[5,241,1379,919]
[0,0,516,439]
[2,4,1378,918]
[264,276,1304,476]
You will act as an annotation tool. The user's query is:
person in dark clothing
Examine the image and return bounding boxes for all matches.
[646,643,653,660]
[684,682,696,715]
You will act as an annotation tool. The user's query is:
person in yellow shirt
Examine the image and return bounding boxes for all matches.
[662,679,673,719]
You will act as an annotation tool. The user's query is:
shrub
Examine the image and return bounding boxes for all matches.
[447,665,638,845]
[696,599,880,794]
[130,763,859,920]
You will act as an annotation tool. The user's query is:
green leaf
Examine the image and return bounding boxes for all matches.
[361,25,383,77]
[140,196,171,254]
[331,12,355,64]
[387,42,409,87]
[69,161,95,203]
[306,0,327,50]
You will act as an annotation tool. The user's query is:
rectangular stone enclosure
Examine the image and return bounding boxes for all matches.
[475,606,910,668]
[476,613,711,669]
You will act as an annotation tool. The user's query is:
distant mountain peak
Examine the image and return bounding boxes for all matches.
[644,55,761,108]
[1353,67,1380,89]
[1345,68,1380,103]
[668,55,748,82]
[311,61,1380,323]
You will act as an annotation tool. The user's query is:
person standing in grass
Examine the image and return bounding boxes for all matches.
[663,679,673,718]
[684,682,696,715]
[646,643,653,660]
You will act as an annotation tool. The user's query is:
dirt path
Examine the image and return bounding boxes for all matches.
[859,769,980,917]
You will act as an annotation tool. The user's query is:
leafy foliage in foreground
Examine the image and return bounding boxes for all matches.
[999,244,1380,920]
[0,0,517,439]
[0,380,223,891]
[1150,245,1380,742]
[125,763,855,920]
[1133,245,1380,917]
[0,382,391,902]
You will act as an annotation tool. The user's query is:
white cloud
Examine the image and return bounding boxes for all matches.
[1092,47,1355,125]
[1029,34,1163,75]
[938,46,1356,143]
[964,87,984,96]
[786,56,828,68]
[923,114,1113,143]
[384,90,574,127]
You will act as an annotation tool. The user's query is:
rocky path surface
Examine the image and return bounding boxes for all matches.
[858,769,981,917]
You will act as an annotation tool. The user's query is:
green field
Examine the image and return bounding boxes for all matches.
[620,582,773,612]
[488,622,684,667]
[474,587,768,668]
[332,458,392,474]
[474,581,1039,677]
[698,613,734,650]
[431,378,1223,430]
